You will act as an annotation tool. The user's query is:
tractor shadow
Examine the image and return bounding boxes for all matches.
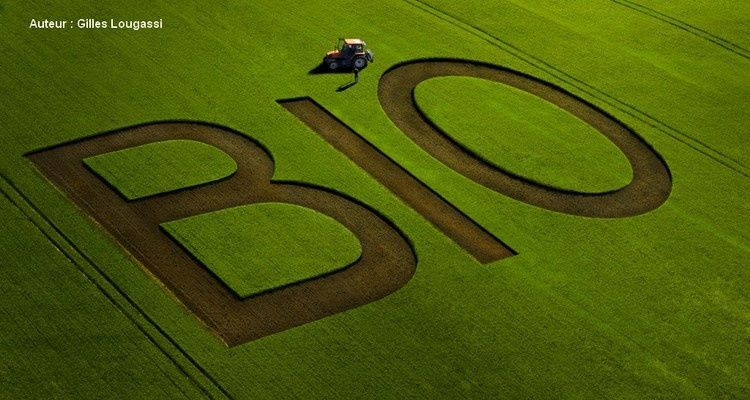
[308,62,354,75]
[309,62,359,92]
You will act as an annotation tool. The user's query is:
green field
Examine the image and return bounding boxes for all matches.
[162,203,362,298]
[1,0,748,399]
[414,76,633,192]
[84,139,237,199]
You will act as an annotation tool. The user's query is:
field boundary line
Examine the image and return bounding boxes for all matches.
[608,0,750,59]
[0,172,232,400]
[403,0,749,178]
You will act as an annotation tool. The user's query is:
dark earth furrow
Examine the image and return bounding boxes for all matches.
[27,122,417,346]
[378,59,672,217]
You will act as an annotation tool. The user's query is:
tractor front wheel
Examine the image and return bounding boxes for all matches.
[327,60,340,70]
[353,57,367,69]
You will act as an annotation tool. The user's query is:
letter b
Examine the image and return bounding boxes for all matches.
[27,122,416,346]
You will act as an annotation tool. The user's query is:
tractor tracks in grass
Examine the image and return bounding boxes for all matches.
[607,0,750,60]
[378,59,672,217]
[403,0,749,179]
[0,173,232,400]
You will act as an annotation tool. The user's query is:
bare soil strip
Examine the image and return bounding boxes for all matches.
[27,122,416,346]
[378,59,672,217]
[279,97,514,264]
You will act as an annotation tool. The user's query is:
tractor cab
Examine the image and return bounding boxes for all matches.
[340,38,364,55]
[323,38,374,71]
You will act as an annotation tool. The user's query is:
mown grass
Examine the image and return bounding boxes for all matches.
[162,203,361,298]
[0,0,747,398]
[83,140,237,199]
[414,76,632,192]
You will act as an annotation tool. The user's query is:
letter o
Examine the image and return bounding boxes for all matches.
[378,59,671,217]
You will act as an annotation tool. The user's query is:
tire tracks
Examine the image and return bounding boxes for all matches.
[0,172,232,400]
[403,0,749,178]
[608,0,750,59]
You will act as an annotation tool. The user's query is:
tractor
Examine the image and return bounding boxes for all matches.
[323,38,374,71]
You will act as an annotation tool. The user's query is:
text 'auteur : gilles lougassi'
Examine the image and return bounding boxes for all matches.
[29,19,163,31]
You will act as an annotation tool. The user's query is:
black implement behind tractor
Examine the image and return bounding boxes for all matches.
[323,38,374,71]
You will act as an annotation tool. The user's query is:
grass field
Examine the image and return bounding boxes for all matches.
[84,139,237,199]
[1,0,748,398]
[162,203,362,298]
[414,76,633,193]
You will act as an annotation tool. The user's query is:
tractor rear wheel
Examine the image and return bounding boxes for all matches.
[327,60,340,70]
[354,57,367,69]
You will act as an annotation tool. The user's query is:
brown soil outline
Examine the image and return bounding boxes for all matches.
[279,97,514,264]
[26,122,417,346]
[378,58,672,217]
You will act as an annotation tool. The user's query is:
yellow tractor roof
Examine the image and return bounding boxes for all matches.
[343,38,365,45]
